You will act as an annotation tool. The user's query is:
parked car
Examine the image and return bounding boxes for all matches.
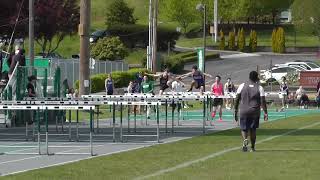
[89,30,109,43]
[260,66,304,83]
[274,62,320,71]
[36,52,63,59]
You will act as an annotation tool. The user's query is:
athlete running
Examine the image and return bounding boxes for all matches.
[211,75,224,124]
[146,68,173,95]
[180,65,213,95]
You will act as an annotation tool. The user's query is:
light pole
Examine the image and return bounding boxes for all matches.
[196,3,207,73]
[29,0,34,68]
[214,0,218,43]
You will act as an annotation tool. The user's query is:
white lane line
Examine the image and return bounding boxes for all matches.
[135,121,320,180]
[0,137,191,177]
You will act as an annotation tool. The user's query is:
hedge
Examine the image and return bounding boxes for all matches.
[75,68,152,93]
[163,51,220,74]
[107,24,180,51]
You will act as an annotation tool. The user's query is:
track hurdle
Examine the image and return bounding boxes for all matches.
[0,103,96,156]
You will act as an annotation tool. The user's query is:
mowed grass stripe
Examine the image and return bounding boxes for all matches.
[3,114,320,180]
[152,122,320,180]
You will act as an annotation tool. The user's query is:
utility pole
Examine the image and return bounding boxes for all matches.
[214,0,218,43]
[203,5,207,73]
[152,0,158,73]
[148,0,153,71]
[29,0,34,68]
[79,0,91,95]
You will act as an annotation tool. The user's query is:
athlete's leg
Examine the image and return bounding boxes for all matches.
[188,80,197,92]
[199,85,204,95]
[159,89,164,95]
[249,128,257,150]
[241,130,249,152]
[218,105,223,120]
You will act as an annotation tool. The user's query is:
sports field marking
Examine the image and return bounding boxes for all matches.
[0,136,193,176]
[135,120,320,180]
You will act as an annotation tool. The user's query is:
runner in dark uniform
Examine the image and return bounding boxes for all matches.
[146,68,172,95]
[234,71,268,152]
[181,65,212,95]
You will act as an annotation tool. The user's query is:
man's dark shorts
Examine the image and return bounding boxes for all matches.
[195,82,205,89]
[240,113,260,131]
[212,98,223,107]
[160,84,169,91]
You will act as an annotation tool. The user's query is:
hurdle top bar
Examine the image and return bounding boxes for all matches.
[0,104,96,110]
[0,100,163,106]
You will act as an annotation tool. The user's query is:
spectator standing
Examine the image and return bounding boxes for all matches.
[224,77,236,110]
[105,74,114,95]
[279,77,289,110]
[27,75,37,97]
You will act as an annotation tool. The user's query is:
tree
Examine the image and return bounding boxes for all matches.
[237,28,241,48]
[34,0,80,54]
[277,27,285,53]
[162,0,197,34]
[271,28,277,52]
[105,0,136,28]
[271,27,285,53]
[219,30,225,50]
[228,31,236,50]
[292,0,320,40]
[0,0,80,54]
[91,36,128,61]
[259,0,294,24]
[249,30,258,52]
[238,28,246,52]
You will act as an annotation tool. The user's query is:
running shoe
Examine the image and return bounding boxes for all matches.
[211,112,216,118]
[242,139,249,152]
[250,148,256,152]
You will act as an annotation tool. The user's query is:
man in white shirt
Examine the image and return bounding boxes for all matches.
[234,71,268,152]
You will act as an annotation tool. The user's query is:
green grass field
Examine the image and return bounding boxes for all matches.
[3,113,320,180]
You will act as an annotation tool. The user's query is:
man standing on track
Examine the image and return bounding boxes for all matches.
[211,76,224,124]
[234,71,268,152]
[180,65,212,95]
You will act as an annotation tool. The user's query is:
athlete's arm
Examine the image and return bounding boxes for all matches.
[234,94,241,122]
[260,86,268,121]
[234,83,244,122]
[203,73,213,78]
[180,72,192,79]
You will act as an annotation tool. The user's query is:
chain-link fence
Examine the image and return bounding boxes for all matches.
[51,59,129,87]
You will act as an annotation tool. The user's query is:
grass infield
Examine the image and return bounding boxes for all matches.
[3,113,320,180]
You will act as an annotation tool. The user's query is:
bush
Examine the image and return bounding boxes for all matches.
[162,51,220,74]
[105,0,136,28]
[249,30,258,52]
[271,27,286,53]
[75,68,152,93]
[219,30,225,50]
[238,28,246,52]
[271,28,277,53]
[91,36,128,61]
[228,31,236,50]
[277,27,286,53]
[237,28,241,48]
[107,24,180,51]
